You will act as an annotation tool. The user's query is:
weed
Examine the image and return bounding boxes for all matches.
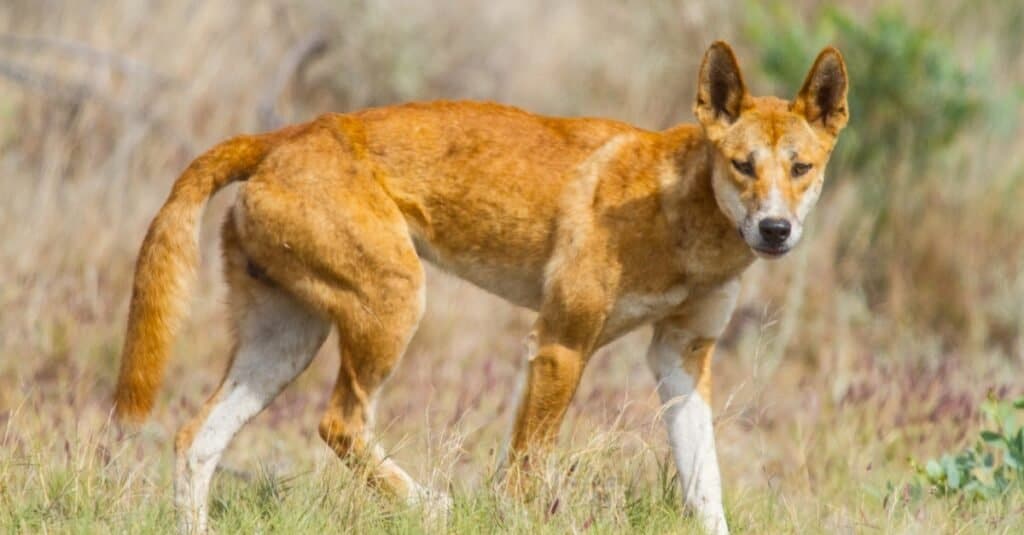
[914,396,1024,500]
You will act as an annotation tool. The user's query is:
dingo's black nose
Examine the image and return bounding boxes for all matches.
[759,218,791,245]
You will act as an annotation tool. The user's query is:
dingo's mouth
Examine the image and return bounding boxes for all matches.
[752,245,790,258]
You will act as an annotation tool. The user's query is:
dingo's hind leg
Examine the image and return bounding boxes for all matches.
[317,276,428,504]
[174,217,330,534]
[308,228,430,506]
[234,134,441,511]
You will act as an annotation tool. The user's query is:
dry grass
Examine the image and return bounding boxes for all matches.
[1,0,1023,533]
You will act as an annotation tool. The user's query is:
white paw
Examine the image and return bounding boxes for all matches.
[411,486,453,525]
[697,510,729,535]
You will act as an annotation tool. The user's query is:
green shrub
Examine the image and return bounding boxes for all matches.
[914,396,1024,500]
[745,5,988,180]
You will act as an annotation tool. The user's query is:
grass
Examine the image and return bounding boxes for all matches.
[5,375,1024,533]
[1,0,1023,533]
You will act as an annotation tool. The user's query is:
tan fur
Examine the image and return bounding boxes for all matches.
[114,41,848,532]
[682,338,715,403]
[113,126,308,423]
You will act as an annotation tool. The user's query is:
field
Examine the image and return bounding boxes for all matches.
[2,1,1024,533]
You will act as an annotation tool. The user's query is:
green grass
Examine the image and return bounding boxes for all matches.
[4,378,1024,534]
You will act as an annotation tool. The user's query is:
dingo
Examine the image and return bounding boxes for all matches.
[114,41,848,534]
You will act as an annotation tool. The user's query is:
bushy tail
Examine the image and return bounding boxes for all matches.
[113,133,277,423]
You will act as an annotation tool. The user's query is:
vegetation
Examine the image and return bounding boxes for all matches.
[915,396,1024,500]
[748,5,993,176]
[1,0,1022,532]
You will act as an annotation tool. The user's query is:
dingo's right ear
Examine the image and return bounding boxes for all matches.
[695,40,748,140]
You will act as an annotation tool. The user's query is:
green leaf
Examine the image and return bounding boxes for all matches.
[981,430,1004,443]
[1005,455,1020,471]
[1013,398,1024,410]
[945,459,963,489]
[925,460,944,480]
[963,480,986,500]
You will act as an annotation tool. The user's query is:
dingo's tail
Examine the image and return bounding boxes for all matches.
[113,133,279,423]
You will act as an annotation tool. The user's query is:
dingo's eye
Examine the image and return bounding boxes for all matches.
[731,158,755,177]
[792,162,813,177]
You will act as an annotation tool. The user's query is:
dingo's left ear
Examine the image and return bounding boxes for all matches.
[793,47,849,137]
[695,41,748,140]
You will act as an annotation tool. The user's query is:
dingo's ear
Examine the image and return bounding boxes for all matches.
[793,47,849,137]
[695,41,748,139]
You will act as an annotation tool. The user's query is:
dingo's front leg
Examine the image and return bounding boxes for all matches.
[503,335,588,494]
[501,285,606,493]
[646,281,739,535]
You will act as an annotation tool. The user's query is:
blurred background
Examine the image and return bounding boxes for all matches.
[1,0,1023,532]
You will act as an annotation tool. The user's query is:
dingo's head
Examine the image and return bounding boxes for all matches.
[695,41,849,258]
